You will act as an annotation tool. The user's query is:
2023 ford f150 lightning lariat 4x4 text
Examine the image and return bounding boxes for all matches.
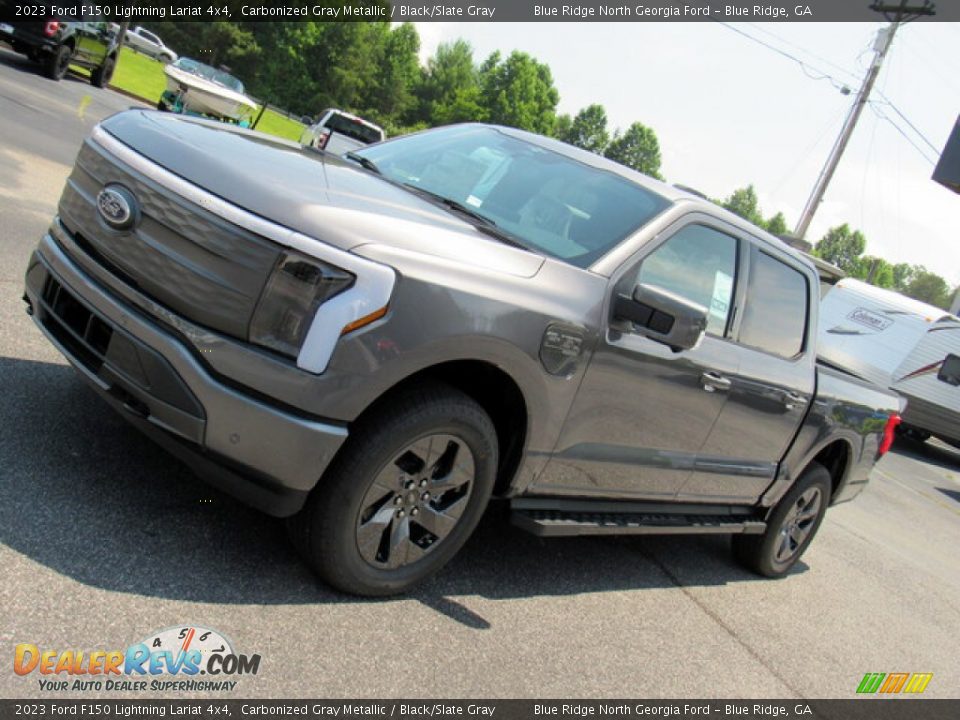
[23,113,902,595]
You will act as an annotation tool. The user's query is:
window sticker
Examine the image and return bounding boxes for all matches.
[710,270,733,321]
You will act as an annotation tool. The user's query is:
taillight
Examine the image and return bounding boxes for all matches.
[878,413,901,456]
[43,21,60,37]
[316,129,331,149]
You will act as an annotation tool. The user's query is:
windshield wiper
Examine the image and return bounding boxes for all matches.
[400,184,532,250]
[345,152,381,174]
[401,184,496,225]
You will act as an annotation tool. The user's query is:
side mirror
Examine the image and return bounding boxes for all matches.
[613,283,708,352]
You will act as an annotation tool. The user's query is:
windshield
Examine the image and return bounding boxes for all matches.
[173,58,245,94]
[355,125,669,267]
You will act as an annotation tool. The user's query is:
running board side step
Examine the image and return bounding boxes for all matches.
[511,499,766,537]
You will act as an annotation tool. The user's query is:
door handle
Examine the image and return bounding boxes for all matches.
[784,392,807,411]
[701,372,731,393]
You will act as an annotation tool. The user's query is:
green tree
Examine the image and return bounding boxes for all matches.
[765,211,788,236]
[813,224,866,274]
[851,256,895,288]
[364,23,421,124]
[417,39,485,125]
[891,262,918,293]
[552,113,572,140]
[561,104,610,154]
[904,268,952,309]
[721,185,765,227]
[603,121,663,179]
[479,50,560,134]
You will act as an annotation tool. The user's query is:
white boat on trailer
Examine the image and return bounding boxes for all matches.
[161,58,257,123]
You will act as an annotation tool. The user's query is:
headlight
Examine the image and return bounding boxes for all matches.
[249,252,354,358]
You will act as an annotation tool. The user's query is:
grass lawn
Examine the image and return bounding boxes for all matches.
[111,47,167,104]
[106,48,305,142]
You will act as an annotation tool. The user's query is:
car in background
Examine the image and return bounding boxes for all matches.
[0,18,119,85]
[300,108,385,156]
[122,26,176,64]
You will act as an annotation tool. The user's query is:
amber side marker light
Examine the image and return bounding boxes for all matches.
[341,306,388,335]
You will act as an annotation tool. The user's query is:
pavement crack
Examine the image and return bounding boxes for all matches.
[639,547,806,698]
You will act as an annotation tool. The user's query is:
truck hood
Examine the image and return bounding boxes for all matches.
[99,111,544,278]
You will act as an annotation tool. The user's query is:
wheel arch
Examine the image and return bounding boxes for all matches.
[347,359,529,499]
[810,439,854,502]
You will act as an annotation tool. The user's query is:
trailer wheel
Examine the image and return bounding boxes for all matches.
[733,462,831,577]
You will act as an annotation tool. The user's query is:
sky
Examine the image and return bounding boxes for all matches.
[414,21,960,287]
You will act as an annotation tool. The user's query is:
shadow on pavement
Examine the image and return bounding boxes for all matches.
[892,436,960,473]
[0,44,92,83]
[1,356,780,626]
[937,487,960,504]
[0,44,42,75]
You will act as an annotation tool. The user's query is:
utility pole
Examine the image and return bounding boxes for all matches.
[793,0,936,241]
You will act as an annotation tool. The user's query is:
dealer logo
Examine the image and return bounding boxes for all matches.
[13,624,261,693]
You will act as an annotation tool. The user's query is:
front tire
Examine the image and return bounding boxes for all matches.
[287,383,498,596]
[90,55,115,88]
[44,44,71,81]
[733,462,831,577]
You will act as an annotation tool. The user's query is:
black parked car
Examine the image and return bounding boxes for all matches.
[0,16,119,85]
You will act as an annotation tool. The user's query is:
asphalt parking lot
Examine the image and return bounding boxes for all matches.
[1,44,959,700]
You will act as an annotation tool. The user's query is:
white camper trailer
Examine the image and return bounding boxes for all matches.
[818,278,960,445]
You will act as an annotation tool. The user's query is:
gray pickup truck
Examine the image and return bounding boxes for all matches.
[23,112,902,595]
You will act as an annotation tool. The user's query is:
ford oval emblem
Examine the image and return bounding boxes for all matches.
[96,185,137,230]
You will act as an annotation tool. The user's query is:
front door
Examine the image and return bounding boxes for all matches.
[534,218,744,500]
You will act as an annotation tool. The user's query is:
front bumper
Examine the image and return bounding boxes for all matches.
[24,232,348,517]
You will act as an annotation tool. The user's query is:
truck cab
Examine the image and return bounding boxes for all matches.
[299,108,386,157]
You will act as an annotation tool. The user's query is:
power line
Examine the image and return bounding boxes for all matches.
[743,22,865,85]
[770,103,849,197]
[868,103,937,165]
[873,90,940,154]
[898,29,960,98]
[714,22,855,94]
[793,0,936,239]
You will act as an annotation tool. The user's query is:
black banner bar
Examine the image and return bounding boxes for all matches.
[2,700,960,720]
[0,0,957,23]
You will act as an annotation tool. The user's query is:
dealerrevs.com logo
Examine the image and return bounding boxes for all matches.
[14,625,261,693]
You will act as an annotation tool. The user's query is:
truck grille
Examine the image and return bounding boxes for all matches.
[56,139,282,340]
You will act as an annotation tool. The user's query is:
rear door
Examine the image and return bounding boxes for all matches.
[535,214,746,500]
[676,242,816,502]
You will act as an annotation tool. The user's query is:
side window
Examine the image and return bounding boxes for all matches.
[738,250,809,358]
[623,224,738,336]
